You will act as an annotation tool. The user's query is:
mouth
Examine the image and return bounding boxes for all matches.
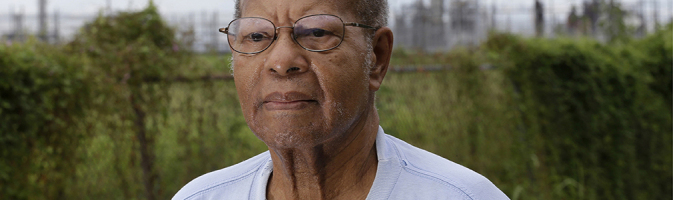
[262,91,318,111]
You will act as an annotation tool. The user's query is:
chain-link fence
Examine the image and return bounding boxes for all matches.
[1,0,671,52]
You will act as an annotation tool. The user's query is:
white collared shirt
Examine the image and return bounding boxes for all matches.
[173,126,510,200]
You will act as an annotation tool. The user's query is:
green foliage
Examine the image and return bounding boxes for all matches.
[631,23,673,107]
[0,4,670,200]
[484,26,672,199]
[65,3,194,199]
[68,1,186,84]
[600,0,632,43]
[0,3,199,199]
[0,39,92,199]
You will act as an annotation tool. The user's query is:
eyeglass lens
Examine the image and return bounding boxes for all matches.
[226,15,345,54]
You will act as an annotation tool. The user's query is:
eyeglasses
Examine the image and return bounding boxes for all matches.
[219,14,377,54]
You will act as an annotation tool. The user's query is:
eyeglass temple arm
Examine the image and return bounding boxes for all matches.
[344,22,378,30]
[219,27,239,37]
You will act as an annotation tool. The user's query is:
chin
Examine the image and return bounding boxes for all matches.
[249,114,331,149]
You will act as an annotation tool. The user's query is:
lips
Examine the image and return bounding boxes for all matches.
[262,91,318,111]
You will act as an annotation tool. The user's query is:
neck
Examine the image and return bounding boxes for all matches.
[266,107,380,200]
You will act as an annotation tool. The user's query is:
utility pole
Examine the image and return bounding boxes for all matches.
[548,0,557,34]
[491,1,496,31]
[13,6,26,41]
[190,12,195,51]
[652,0,659,30]
[8,6,12,39]
[202,10,208,52]
[38,0,47,41]
[640,0,646,35]
[53,9,59,43]
[610,0,619,39]
[669,0,672,23]
[431,0,445,49]
[534,0,544,37]
[475,0,480,46]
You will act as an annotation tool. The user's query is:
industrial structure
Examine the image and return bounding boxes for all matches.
[394,0,489,52]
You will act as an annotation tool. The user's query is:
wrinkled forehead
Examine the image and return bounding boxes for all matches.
[239,0,359,23]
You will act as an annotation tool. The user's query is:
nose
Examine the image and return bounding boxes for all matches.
[264,28,309,77]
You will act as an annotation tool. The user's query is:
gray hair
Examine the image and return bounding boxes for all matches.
[233,0,388,30]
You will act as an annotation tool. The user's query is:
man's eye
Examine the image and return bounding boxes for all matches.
[311,29,326,37]
[243,32,270,42]
[249,33,266,41]
[296,28,331,38]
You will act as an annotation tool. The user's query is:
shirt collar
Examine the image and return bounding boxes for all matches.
[375,125,394,162]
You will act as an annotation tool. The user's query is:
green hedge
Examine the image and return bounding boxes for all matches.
[485,25,672,199]
[1,3,190,199]
[0,40,92,199]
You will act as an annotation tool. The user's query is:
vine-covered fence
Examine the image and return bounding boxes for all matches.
[1,4,671,200]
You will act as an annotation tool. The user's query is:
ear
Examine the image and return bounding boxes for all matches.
[369,27,394,91]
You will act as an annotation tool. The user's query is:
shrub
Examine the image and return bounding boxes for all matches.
[0,40,92,199]
[485,26,672,199]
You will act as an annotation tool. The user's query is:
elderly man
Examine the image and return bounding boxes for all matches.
[174,0,508,199]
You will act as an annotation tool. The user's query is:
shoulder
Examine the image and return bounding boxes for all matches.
[172,151,271,200]
[383,134,509,200]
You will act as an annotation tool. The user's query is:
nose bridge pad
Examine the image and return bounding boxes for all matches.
[275,26,296,44]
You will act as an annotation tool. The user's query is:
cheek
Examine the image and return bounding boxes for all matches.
[233,57,262,115]
[315,53,370,120]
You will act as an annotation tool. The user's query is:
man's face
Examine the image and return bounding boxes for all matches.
[232,0,375,148]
